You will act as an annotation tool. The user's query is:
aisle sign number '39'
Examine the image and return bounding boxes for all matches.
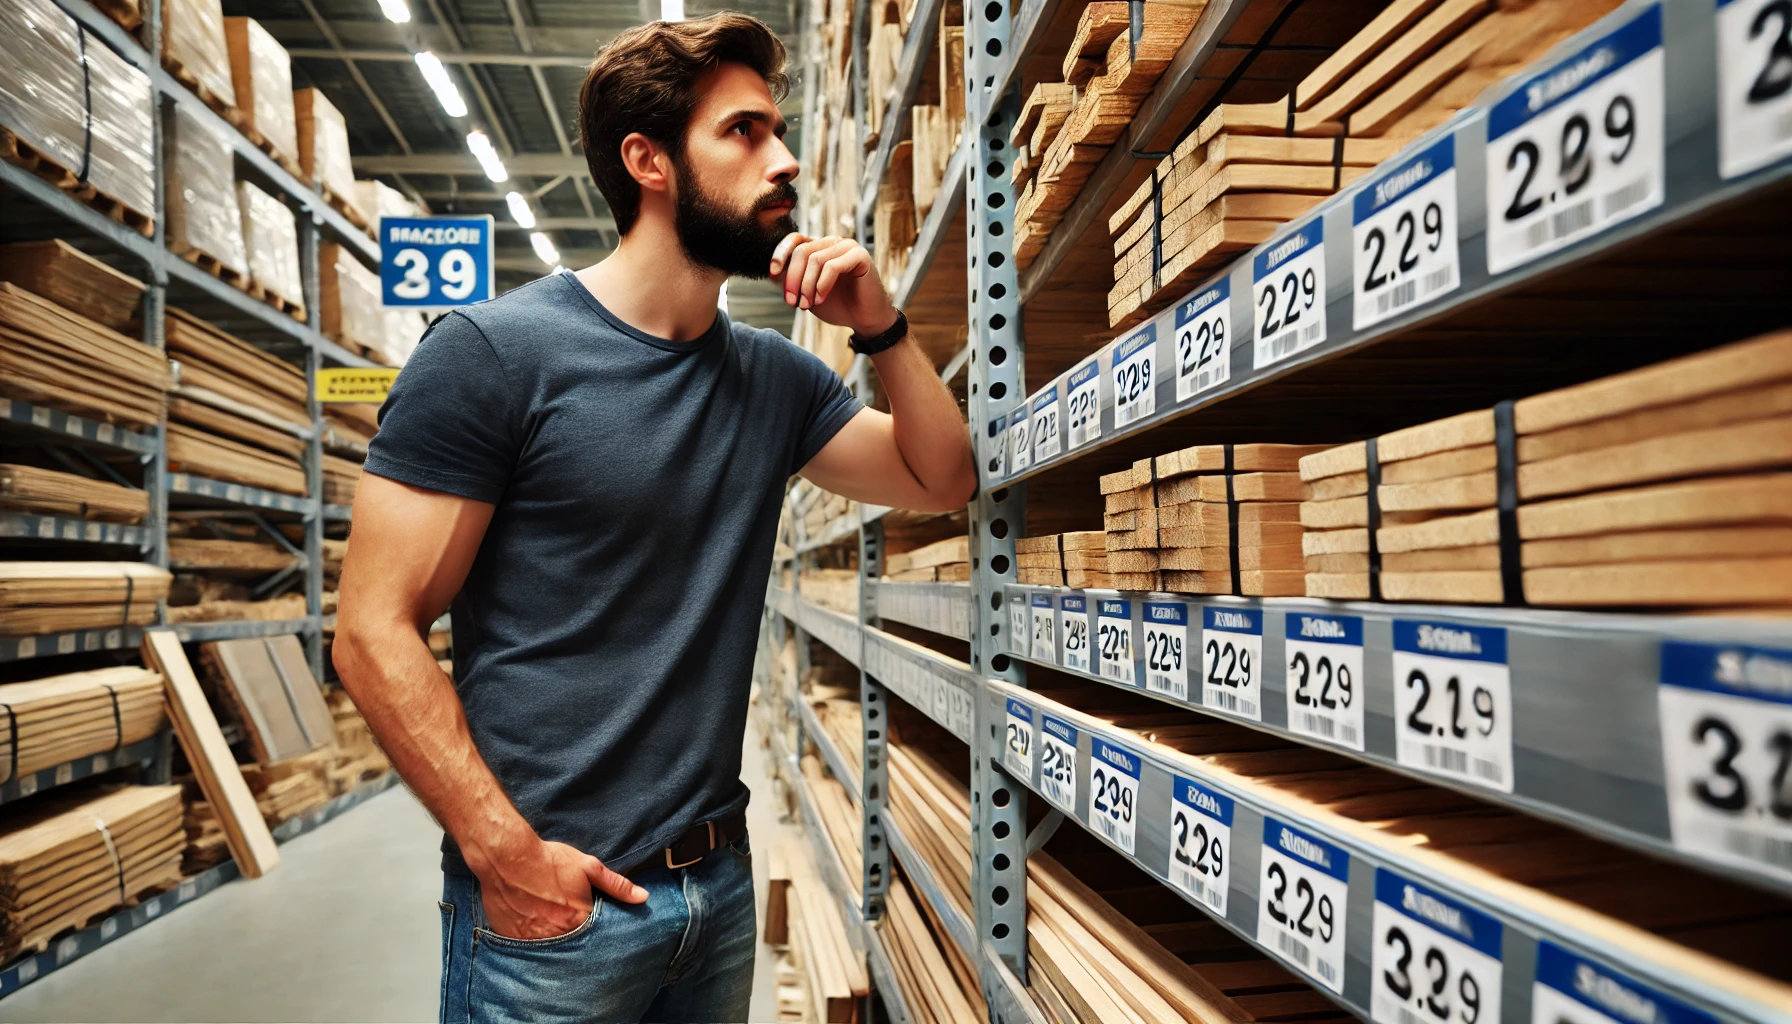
[381,216,495,306]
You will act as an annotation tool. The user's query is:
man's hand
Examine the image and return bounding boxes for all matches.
[475,835,648,940]
[771,233,899,338]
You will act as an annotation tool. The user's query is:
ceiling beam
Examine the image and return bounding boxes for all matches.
[287,47,592,67]
[353,152,593,176]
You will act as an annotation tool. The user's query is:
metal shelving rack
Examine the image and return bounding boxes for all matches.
[769,0,1792,1022]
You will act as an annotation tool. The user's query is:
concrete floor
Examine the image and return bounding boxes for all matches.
[0,714,801,1023]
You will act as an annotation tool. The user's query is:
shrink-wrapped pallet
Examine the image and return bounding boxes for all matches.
[237,179,304,314]
[224,17,298,169]
[161,0,236,111]
[319,243,384,356]
[166,105,248,279]
[82,35,156,224]
[381,308,429,366]
[296,89,358,214]
[355,178,423,229]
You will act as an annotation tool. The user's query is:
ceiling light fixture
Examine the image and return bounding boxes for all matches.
[377,0,412,22]
[530,232,561,266]
[660,0,684,20]
[413,52,467,118]
[505,191,537,229]
[466,131,509,182]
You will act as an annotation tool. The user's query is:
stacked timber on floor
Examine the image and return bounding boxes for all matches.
[0,276,168,433]
[1301,330,1792,608]
[885,536,970,582]
[0,563,170,636]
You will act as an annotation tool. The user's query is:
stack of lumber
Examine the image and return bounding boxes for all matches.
[323,454,363,506]
[910,8,966,219]
[165,308,309,495]
[323,410,376,458]
[197,635,334,765]
[1150,443,1324,596]
[1013,2,1204,271]
[1059,530,1122,589]
[296,89,365,229]
[1010,84,1076,202]
[166,593,307,625]
[166,422,305,496]
[166,104,249,283]
[0,240,145,334]
[800,568,860,615]
[0,281,170,431]
[765,835,871,1023]
[180,793,230,873]
[0,784,184,962]
[168,536,301,573]
[0,666,167,784]
[0,464,147,523]
[865,0,907,145]
[885,536,970,582]
[875,141,918,286]
[1099,464,1162,589]
[160,0,237,116]
[223,17,299,175]
[240,750,333,822]
[1016,534,1066,586]
[0,563,170,635]
[802,490,857,537]
[319,242,385,357]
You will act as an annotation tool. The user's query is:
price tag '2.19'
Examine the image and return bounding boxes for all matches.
[1144,602,1190,701]
[1098,599,1136,686]
[1353,135,1459,330]
[1393,622,1514,792]
[1259,817,1349,992]
[1371,868,1503,1024]
[1253,220,1326,369]
[1059,595,1091,674]
[1203,606,1263,721]
[1717,0,1792,179]
[1039,715,1079,812]
[1112,323,1157,428]
[1484,5,1664,274]
[1089,736,1142,855]
[1175,280,1231,402]
[1066,360,1102,450]
[1286,614,1366,751]
[1169,775,1232,915]
[1003,697,1034,781]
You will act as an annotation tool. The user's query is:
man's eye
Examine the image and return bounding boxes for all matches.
[732,122,751,136]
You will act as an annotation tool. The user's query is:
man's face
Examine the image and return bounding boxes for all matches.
[669,62,800,278]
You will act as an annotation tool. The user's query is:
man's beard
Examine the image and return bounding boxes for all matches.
[671,154,799,279]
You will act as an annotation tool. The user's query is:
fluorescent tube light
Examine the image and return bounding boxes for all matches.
[413,52,467,118]
[530,232,560,266]
[505,191,536,229]
[466,131,509,182]
[377,0,412,22]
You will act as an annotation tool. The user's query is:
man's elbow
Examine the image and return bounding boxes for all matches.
[916,462,977,512]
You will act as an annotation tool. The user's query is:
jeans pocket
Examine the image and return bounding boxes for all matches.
[438,901,456,1021]
[475,896,604,949]
[726,829,751,859]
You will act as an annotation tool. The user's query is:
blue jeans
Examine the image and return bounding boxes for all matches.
[438,832,756,1023]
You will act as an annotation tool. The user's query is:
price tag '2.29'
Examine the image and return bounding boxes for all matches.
[1006,408,1030,477]
[1098,599,1136,686]
[1175,280,1231,402]
[1169,775,1232,915]
[1353,136,1459,331]
[1144,602,1190,701]
[1371,868,1503,1024]
[1039,715,1079,812]
[1089,737,1141,854]
[1484,5,1664,274]
[1003,697,1034,781]
[1718,0,1792,179]
[1066,360,1102,450]
[1259,818,1350,993]
[1112,323,1157,428]
[1286,614,1366,751]
[1253,221,1326,369]
[1203,606,1263,721]
[1393,622,1514,792]
[1031,387,1061,464]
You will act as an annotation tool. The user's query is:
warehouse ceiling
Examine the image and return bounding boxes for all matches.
[225,0,807,328]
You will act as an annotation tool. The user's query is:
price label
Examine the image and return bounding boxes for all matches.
[1371,869,1503,1024]
[1353,135,1459,331]
[1202,606,1263,721]
[1286,613,1366,751]
[1004,697,1035,780]
[1031,388,1062,463]
[1039,715,1079,812]
[1009,592,1028,654]
[1174,280,1231,402]
[1060,595,1091,674]
[1168,774,1232,914]
[1006,408,1030,476]
[1253,221,1326,369]
[1066,360,1102,449]
[1659,641,1792,881]
[1393,622,1513,792]
[1485,6,1664,274]
[1718,0,1792,178]
[1144,602,1190,700]
[1259,817,1349,992]
[1111,323,1157,428]
[1089,736,1142,854]
[1531,942,1716,1024]
[1030,593,1057,663]
[1097,599,1136,686]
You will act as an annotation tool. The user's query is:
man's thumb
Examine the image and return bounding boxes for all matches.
[586,855,648,904]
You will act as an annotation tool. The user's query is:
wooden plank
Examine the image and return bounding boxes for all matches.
[0,463,147,522]
[1379,408,1493,463]
[1302,527,1369,556]
[1518,379,1792,464]
[1300,441,1367,482]
[1518,416,1792,501]
[1380,570,1503,603]
[1383,545,1500,571]
[1515,330,1792,436]
[1306,572,1369,599]
[1380,470,1496,512]
[267,634,337,749]
[1523,527,1792,568]
[0,240,146,333]
[1517,474,1792,541]
[1300,0,1493,128]
[1379,507,1499,553]
[1525,559,1792,607]
[1293,0,1446,108]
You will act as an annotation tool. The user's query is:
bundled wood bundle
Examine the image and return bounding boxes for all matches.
[0,784,184,962]
[0,240,145,334]
[1061,529,1123,589]
[0,562,170,635]
[240,751,333,821]
[1016,534,1066,586]
[223,17,299,174]
[166,423,305,495]
[197,635,334,764]
[800,568,860,615]
[1150,444,1323,596]
[1010,84,1076,198]
[168,537,301,573]
[765,834,871,1023]
[323,454,362,506]
[0,464,147,522]
[1098,464,1163,589]
[0,666,166,783]
[166,308,310,431]
[180,794,230,873]
[0,281,169,430]
[875,141,918,286]
[166,592,307,625]
[885,536,970,582]
[1013,2,1204,271]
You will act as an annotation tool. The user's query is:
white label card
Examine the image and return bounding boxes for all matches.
[1531,942,1717,1024]
[1353,135,1460,330]
[1097,599,1136,686]
[1202,606,1263,721]
[1030,594,1057,663]
[1111,322,1157,428]
[985,416,1007,482]
[1659,641,1792,882]
[1031,389,1062,463]
[1286,614,1366,751]
[1144,602,1190,701]
[1371,868,1503,1024]
[1259,817,1349,992]
[1060,595,1091,674]
[1065,361,1101,449]
[1174,280,1231,402]
[1006,409,1030,476]
[1169,774,1232,915]
[1039,715,1078,812]
[1718,0,1792,178]
[1009,593,1028,655]
[1392,622,1514,792]
[1484,5,1665,273]
[1089,736,1142,854]
[1253,221,1326,368]
[1003,697,1034,781]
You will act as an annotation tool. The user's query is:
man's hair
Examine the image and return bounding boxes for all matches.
[579,14,789,235]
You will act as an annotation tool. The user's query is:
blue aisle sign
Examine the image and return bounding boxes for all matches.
[381,216,495,307]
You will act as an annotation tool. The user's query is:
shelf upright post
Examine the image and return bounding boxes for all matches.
[141,0,169,584]
[857,515,890,922]
[963,0,1031,1000]
[299,211,327,681]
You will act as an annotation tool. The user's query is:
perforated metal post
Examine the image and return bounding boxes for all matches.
[858,518,891,920]
[964,0,1032,998]
[141,0,168,581]
[300,212,326,681]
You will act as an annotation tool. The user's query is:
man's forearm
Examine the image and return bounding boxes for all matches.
[872,336,976,504]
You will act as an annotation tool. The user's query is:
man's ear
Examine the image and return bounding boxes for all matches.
[620,132,673,195]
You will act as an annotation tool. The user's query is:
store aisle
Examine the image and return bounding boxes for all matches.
[0,713,799,1022]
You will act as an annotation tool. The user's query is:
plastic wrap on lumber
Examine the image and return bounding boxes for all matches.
[224,18,297,164]
[166,104,248,277]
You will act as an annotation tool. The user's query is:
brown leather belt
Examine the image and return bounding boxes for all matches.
[662,812,748,870]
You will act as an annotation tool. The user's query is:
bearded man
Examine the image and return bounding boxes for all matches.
[331,14,975,1023]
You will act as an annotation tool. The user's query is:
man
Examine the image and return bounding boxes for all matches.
[332,13,975,1024]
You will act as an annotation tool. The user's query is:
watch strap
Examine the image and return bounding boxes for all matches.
[849,309,908,355]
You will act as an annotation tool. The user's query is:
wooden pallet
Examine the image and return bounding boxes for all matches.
[90,0,142,30]
[0,129,154,238]
[161,53,249,135]
[323,184,370,233]
[170,241,251,290]
[241,279,307,323]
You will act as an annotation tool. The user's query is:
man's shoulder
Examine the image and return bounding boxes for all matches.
[450,274,574,333]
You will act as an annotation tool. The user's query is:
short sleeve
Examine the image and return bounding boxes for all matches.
[363,312,520,504]
[787,340,863,474]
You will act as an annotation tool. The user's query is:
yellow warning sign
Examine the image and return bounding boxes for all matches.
[317,367,401,403]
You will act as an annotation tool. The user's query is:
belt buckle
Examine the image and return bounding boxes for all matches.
[665,820,714,870]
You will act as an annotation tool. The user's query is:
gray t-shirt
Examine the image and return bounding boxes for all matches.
[363,272,860,875]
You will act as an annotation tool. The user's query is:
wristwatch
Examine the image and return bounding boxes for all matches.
[848,309,908,355]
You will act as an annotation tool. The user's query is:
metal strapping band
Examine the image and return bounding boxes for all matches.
[1128,0,1144,64]
[76,30,94,183]
[1365,437,1383,602]
[92,817,128,905]
[1150,173,1163,276]
[119,574,134,630]
[1224,444,1240,596]
[1285,92,1297,137]
[102,683,123,751]
[1,702,16,786]
[1331,135,1345,190]
[1494,400,1524,605]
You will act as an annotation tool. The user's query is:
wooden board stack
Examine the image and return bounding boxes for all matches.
[168,537,301,574]
[1014,3,1203,271]
[0,563,170,635]
[799,568,860,615]
[1016,534,1066,586]
[0,240,146,333]
[0,666,167,784]
[0,464,148,522]
[910,9,965,220]
[886,536,970,582]
[765,834,869,1024]
[166,593,307,625]
[1149,443,1324,595]
[1009,84,1075,203]
[197,635,335,765]
[0,784,184,963]
[0,281,170,431]
[876,140,918,286]
[1098,465,1163,590]
[165,308,309,495]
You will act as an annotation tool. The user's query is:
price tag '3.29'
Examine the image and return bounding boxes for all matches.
[1253,221,1327,369]
[1353,135,1459,331]
[1039,715,1079,812]
[1371,868,1503,1024]
[1175,280,1231,402]
[1169,775,1232,915]
[1259,817,1349,992]
[1393,622,1514,792]
[1089,736,1141,855]
[1112,322,1157,428]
